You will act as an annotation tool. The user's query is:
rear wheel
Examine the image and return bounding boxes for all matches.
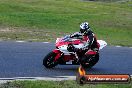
[43,51,58,68]
[80,54,99,68]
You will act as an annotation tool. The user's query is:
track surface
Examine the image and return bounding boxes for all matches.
[0,41,132,78]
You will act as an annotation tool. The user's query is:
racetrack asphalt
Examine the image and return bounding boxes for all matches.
[0,41,132,78]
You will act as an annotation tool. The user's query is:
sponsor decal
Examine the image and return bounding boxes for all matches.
[76,66,131,84]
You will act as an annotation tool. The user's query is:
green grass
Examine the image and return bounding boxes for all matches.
[0,0,132,46]
[0,80,132,88]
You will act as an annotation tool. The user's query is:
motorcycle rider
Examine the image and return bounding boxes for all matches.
[67,22,99,54]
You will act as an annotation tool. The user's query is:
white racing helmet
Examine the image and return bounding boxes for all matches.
[80,22,90,33]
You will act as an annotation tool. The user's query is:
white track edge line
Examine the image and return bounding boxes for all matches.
[16,41,26,43]
[0,75,131,84]
[0,40,132,48]
[1,40,132,49]
[115,46,122,47]
[0,75,131,80]
[42,42,50,43]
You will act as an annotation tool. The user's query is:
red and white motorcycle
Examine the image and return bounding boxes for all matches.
[43,34,107,68]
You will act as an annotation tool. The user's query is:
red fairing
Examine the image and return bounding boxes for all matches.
[52,50,76,62]
[56,41,69,47]
[63,55,73,62]
[85,50,97,55]
[56,39,83,47]
[72,39,83,45]
[52,49,61,54]
[83,36,89,42]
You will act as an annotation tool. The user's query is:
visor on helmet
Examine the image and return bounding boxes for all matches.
[80,28,85,33]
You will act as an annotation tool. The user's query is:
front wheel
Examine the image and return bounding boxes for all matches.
[43,51,58,68]
[80,54,99,68]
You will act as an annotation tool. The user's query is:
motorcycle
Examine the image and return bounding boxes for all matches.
[43,34,107,68]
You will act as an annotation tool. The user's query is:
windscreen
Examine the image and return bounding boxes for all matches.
[61,35,71,42]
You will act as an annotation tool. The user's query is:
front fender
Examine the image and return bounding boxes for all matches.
[52,49,62,61]
[85,50,97,55]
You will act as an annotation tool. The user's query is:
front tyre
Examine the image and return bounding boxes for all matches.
[43,51,58,68]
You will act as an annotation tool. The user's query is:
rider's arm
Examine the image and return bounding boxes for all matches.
[82,31,95,50]
[70,32,82,38]
[68,31,95,52]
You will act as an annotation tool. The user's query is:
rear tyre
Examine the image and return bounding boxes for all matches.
[43,51,58,68]
[80,54,99,68]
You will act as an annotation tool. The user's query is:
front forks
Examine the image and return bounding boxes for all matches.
[73,52,81,64]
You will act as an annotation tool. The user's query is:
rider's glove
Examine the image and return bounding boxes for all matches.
[67,44,75,52]
[67,44,81,52]
[70,32,82,38]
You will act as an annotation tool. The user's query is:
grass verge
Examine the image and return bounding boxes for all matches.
[0,80,132,88]
[0,0,132,46]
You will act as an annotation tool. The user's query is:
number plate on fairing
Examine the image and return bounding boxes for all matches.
[66,60,72,64]
[59,60,80,65]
